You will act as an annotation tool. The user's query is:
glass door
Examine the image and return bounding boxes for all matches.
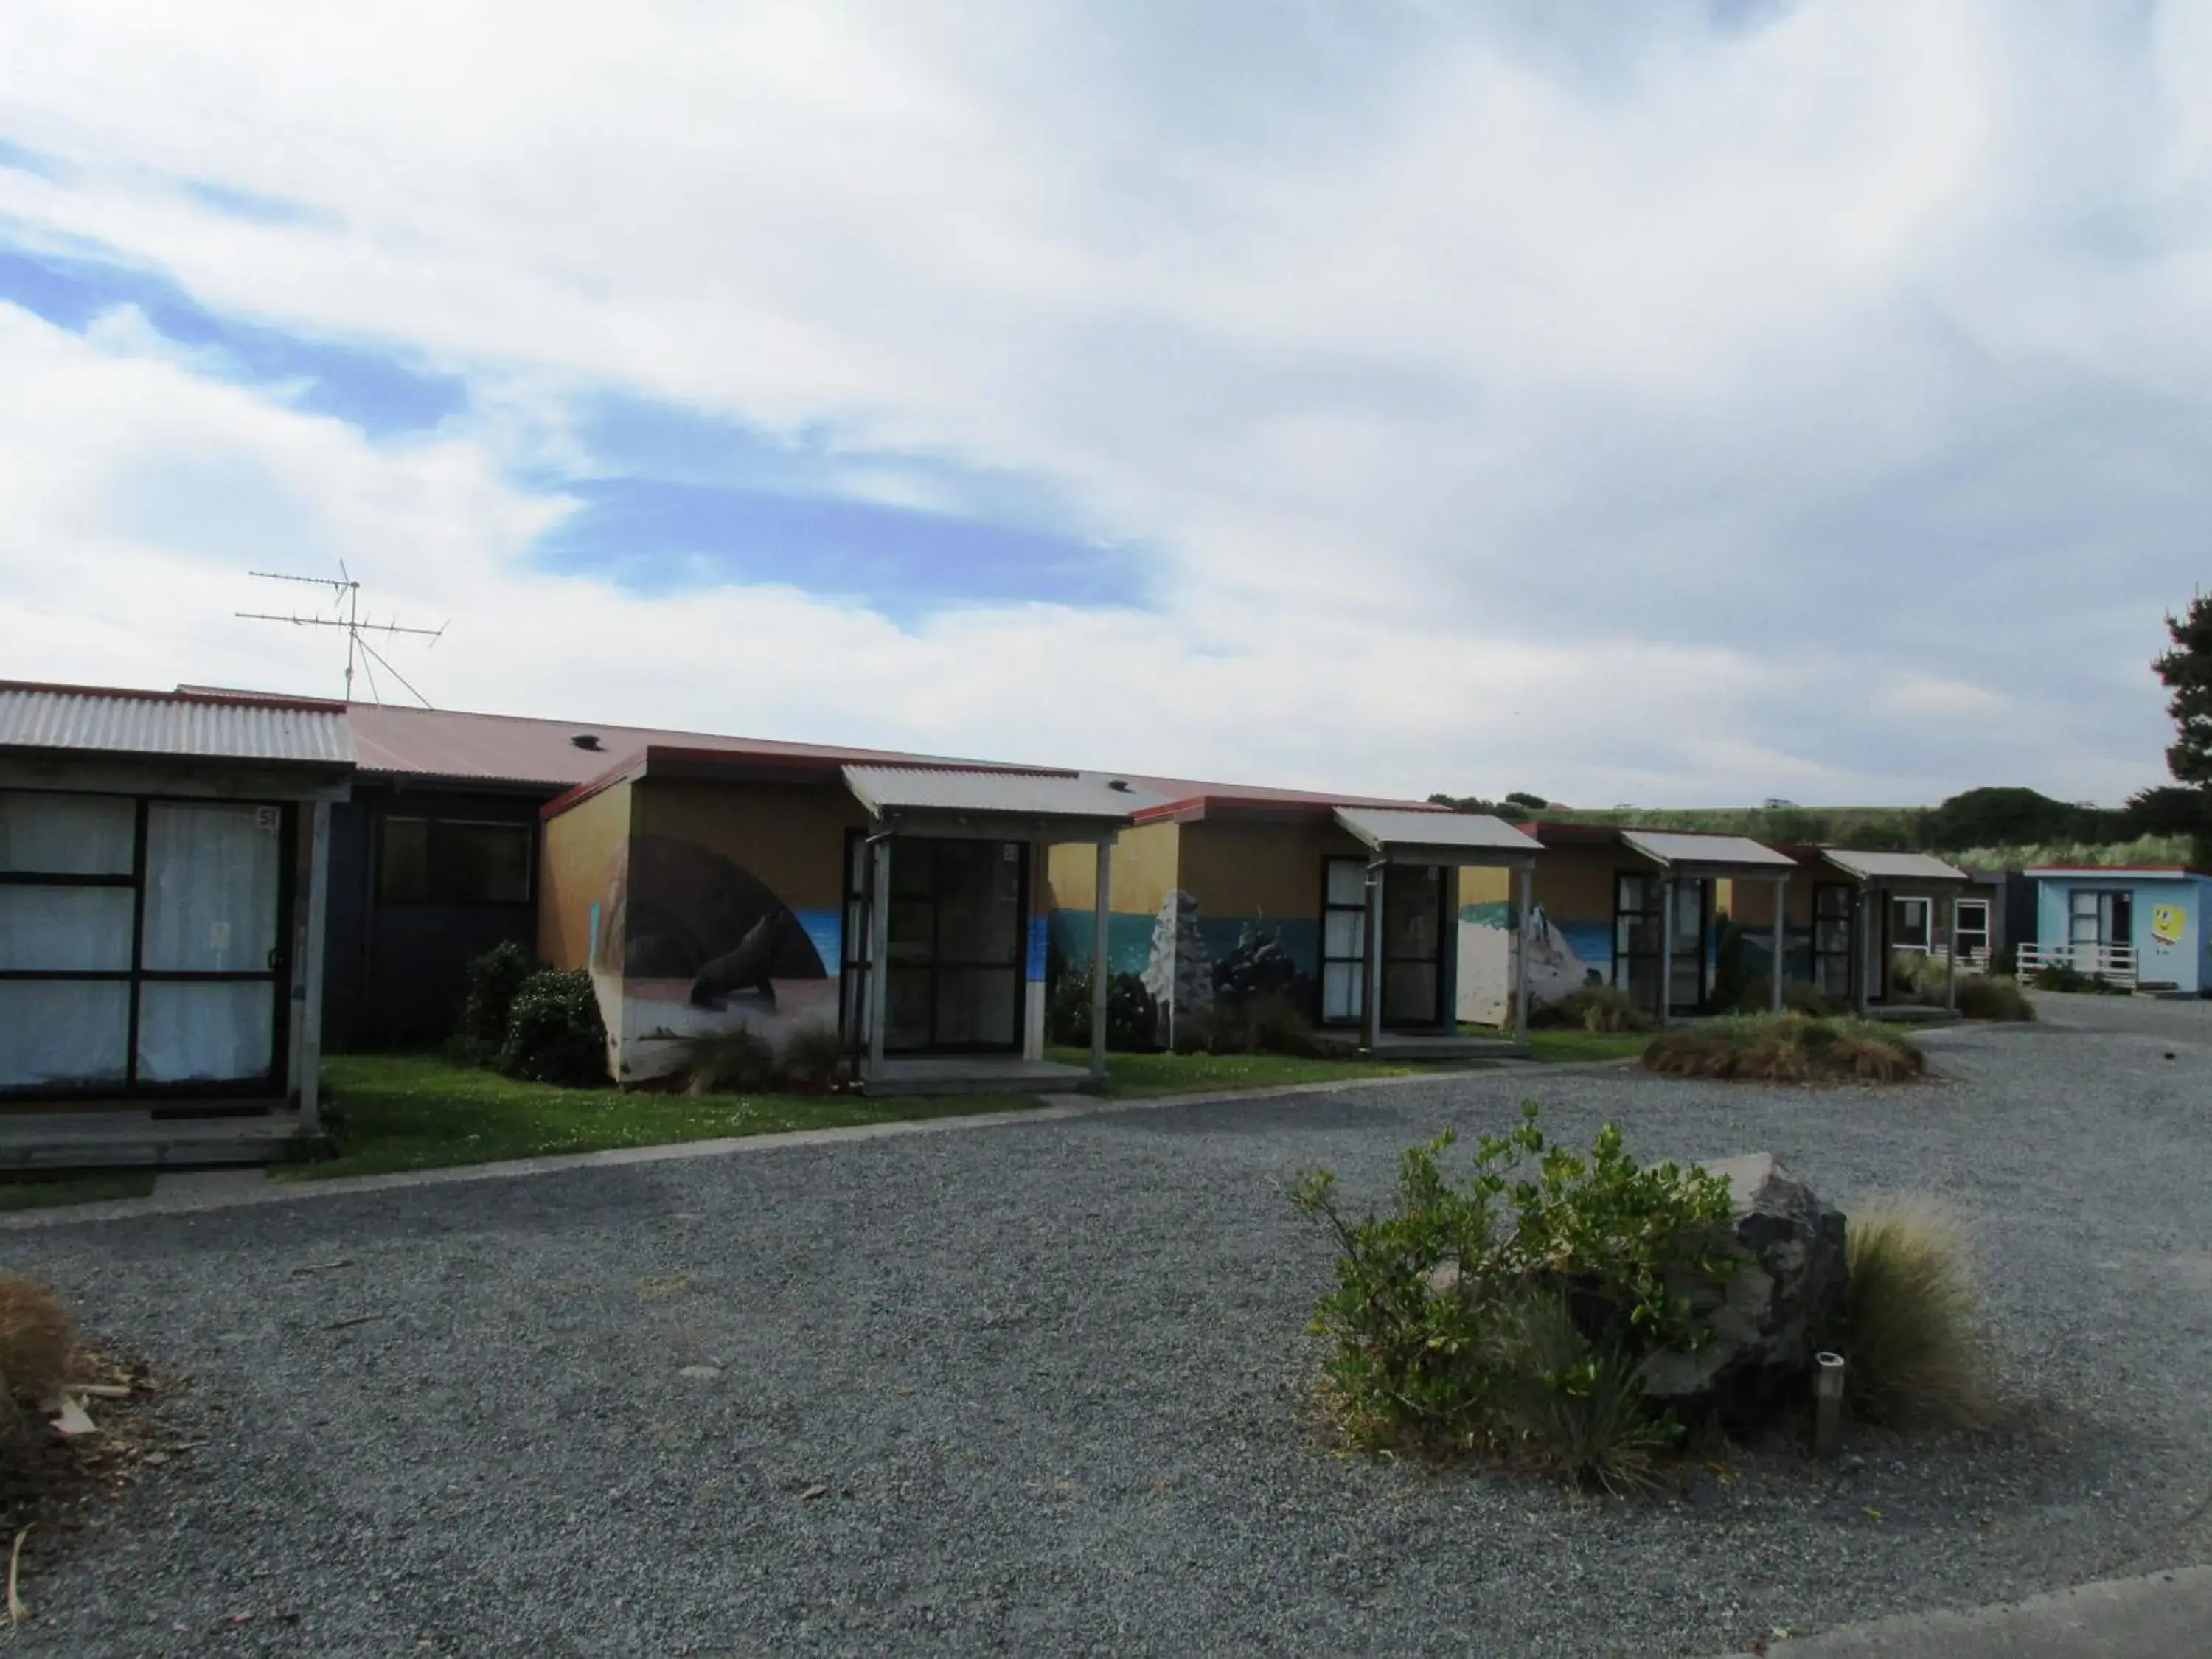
[1380,863,1446,1029]
[1613,874,1663,1015]
[1669,877,1710,1013]
[882,838,1025,1054]
[137,804,288,1085]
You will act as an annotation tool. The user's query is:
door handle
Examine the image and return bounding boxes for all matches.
[268,947,281,972]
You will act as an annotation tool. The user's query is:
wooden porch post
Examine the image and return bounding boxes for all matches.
[1770,875,1787,1015]
[1854,887,1871,1015]
[1658,876,1675,1029]
[1363,860,1385,1052]
[867,835,891,1079]
[1944,891,1959,1011]
[1090,838,1110,1082]
[1513,861,1534,1047]
[298,799,332,1131]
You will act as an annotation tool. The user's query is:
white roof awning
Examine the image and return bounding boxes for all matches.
[1334,806,1543,865]
[842,765,1155,840]
[1823,849,1972,885]
[1620,830,1796,874]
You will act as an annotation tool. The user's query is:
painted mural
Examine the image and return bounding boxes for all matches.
[1455,900,1613,1023]
[593,833,842,1082]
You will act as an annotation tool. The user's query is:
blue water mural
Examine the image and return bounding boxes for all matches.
[1046,911,1155,978]
[795,909,843,978]
[1026,916,1049,982]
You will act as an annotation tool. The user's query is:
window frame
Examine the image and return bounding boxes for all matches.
[1318,855,1371,1028]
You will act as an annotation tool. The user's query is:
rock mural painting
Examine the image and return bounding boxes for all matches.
[597,834,841,1082]
[1141,890,1214,1035]
[1455,900,1610,1025]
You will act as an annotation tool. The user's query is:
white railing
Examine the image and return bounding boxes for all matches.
[1919,944,1991,973]
[2016,942,2137,989]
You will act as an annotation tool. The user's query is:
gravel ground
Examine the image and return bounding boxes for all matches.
[7,1016,2211,1658]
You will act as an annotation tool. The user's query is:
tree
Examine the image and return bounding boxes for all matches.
[1503,790,1550,811]
[2154,592,2212,787]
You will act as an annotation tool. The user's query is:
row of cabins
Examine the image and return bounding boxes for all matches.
[2,679,2205,1163]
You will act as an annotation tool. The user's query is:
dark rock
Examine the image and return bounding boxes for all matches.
[1641,1152,1848,1422]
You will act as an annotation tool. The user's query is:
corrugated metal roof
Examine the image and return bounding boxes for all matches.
[843,765,1164,821]
[345,700,966,788]
[1335,806,1543,858]
[1618,830,1795,870]
[0,682,353,767]
[1824,849,1972,884]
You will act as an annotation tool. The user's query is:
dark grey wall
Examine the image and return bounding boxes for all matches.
[324,783,551,1047]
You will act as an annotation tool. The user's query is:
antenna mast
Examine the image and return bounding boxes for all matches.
[237,563,446,706]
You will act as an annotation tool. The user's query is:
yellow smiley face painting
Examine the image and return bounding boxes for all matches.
[2149,903,2185,947]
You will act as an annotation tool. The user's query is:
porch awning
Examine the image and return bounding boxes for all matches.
[1619,830,1795,877]
[841,765,1152,842]
[1822,849,1972,885]
[1332,806,1543,866]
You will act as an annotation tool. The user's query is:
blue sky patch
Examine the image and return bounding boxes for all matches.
[0,139,67,180]
[535,476,1150,620]
[0,240,465,437]
[175,178,335,228]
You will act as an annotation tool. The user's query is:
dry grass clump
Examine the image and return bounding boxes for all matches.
[684,1028,776,1094]
[1531,983,1655,1033]
[1836,1198,1994,1431]
[0,1276,74,1423]
[1641,1013,1926,1084]
[1173,994,1335,1057]
[1955,975,2035,1022]
[776,1021,848,1087]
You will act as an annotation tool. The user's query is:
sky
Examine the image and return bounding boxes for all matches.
[1,1,2207,807]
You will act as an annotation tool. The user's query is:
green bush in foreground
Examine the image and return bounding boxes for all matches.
[1641,1013,1925,1083]
[499,968,610,1087]
[1832,1198,1994,1431]
[1955,974,2035,1022]
[456,940,541,1053]
[1291,1105,1741,1490]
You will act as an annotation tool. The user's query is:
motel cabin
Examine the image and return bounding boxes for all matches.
[1729,846,1975,1012]
[1045,791,1543,1057]
[2022,864,2212,995]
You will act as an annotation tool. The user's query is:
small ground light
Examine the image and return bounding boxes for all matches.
[1814,1351,1846,1458]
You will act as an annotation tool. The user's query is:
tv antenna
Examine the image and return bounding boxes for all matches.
[237,564,446,706]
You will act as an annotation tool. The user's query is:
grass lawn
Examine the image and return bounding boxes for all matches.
[302,1053,1048,1180]
[1045,1046,1485,1098]
[1525,1029,1652,1064]
[0,1170,159,1211]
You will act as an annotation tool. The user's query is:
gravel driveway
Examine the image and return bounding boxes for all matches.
[8,1021,2211,1658]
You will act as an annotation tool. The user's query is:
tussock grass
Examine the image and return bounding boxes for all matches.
[1641,1013,1926,1084]
[1837,1198,1994,1431]
[1479,1291,1674,1495]
[1955,975,2034,1022]
[776,1020,848,1086]
[684,1028,776,1094]
[0,1278,74,1421]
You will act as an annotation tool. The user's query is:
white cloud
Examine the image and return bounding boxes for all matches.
[1,0,2206,803]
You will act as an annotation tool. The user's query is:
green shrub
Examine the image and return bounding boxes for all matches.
[2025,961,2129,995]
[499,968,609,1087]
[684,1027,775,1094]
[776,1020,848,1088]
[1955,974,2034,1022]
[1048,964,1161,1050]
[1832,1198,1992,1431]
[1290,1105,1740,1484]
[1174,992,1335,1056]
[1641,1013,1924,1084]
[457,940,540,1052]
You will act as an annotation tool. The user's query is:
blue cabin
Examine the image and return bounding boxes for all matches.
[2024,865,2211,996]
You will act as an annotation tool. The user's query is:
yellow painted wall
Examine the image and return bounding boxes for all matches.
[1460,866,1511,908]
[1178,816,1367,918]
[1531,843,1638,925]
[1729,867,1833,928]
[634,776,866,912]
[1046,819,1182,917]
[539,779,633,971]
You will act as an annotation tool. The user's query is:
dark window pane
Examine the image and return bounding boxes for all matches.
[380,818,430,902]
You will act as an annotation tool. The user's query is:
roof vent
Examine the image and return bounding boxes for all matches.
[571,733,602,751]
[1107,779,1131,792]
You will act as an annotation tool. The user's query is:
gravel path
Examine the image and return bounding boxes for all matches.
[7,1022,2211,1658]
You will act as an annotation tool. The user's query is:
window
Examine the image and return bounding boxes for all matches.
[379,818,532,904]
[1320,857,1368,1026]
[1,790,290,1094]
[1954,898,1990,963]
[1891,897,1932,952]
